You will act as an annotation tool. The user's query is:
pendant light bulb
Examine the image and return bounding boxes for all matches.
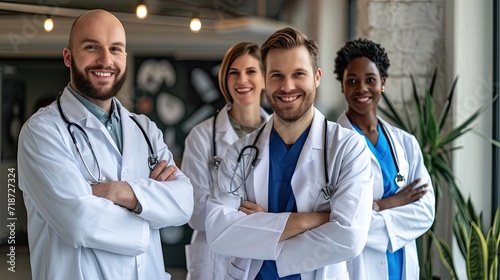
[44,16,54,32]
[190,17,201,33]
[136,3,148,19]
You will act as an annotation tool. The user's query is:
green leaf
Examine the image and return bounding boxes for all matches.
[453,214,468,258]
[438,76,459,131]
[467,222,488,280]
[429,230,458,279]
[488,256,498,280]
[486,228,498,278]
[428,68,438,97]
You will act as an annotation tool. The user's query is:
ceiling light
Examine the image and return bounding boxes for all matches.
[136,1,148,19]
[44,16,53,32]
[190,17,201,33]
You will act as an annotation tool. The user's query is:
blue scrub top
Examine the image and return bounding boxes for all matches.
[255,126,310,280]
[352,122,404,280]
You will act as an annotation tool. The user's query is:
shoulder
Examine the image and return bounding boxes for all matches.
[381,120,419,147]
[185,116,214,143]
[22,102,61,133]
[327,120,364,143]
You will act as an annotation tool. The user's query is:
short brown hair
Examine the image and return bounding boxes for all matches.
[218,42,263,104]
[260,27,319,73]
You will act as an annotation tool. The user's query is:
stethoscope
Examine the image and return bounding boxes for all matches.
[227,120,267,199]
[379,121,406,187]
[57,91,159,185]
[227,118,335,200]
[208,110,222,170]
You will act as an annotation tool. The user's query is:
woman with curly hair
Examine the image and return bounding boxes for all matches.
[334,38,435,280]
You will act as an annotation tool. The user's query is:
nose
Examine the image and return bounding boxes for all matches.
[237,73,248,84]
[280,76,295,92]
[96,49,113,67]
[356,81,368,93]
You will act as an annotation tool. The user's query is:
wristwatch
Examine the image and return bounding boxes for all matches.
[131,201,143,214]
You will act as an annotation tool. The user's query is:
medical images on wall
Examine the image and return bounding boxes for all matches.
[134,57,226,163]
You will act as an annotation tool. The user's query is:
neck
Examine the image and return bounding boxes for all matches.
[346,110,378,132]
[70,83,113,113]
[273,107,314,145]
[91,98,113,113]
[228,103,262,128]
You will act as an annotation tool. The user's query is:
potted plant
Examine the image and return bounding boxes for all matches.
[378,69,499,279]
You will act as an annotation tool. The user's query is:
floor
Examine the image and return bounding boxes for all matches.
[0,245,187,280]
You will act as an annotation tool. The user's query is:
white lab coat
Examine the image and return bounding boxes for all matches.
[17,88,194,280]
[205,108,374,280]
[182,104,270,280]
[337,112,435,280]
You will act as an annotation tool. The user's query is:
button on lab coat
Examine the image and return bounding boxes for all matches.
[17,88,194,280]
[205,109,374,280]
[182,104,270,280]
[337,112,435,280]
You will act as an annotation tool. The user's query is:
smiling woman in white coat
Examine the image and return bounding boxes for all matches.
[334,38,435,280]
[182,42,270,280]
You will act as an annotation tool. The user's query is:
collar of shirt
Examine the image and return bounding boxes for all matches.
[228,114,266,138]
[66,84,121,126]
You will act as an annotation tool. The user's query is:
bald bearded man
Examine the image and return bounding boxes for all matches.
[17,10,193,280]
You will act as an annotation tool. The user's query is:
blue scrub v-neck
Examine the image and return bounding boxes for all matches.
[255,126,310,280]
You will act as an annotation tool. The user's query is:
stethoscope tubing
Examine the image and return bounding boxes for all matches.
[56,91,159,185]
[57,92,104,184]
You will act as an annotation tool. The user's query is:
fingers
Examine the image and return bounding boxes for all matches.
[157,165,178,181]
[149,160,167,179]
[239,201,265,214]
[404,178,422,191]
[149,160,178,181]
[411,184,428,200]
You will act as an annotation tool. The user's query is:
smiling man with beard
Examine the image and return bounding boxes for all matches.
[17,10,193,280]
[205,27,374,279]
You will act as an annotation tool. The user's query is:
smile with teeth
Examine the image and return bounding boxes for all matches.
[93,71,112,77]
[236,88,252,93]
[356,97,371,102]
[280,96,298,102]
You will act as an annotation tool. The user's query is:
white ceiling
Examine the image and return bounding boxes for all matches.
[0,0,295,58]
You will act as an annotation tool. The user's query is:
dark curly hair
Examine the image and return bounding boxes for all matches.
[333,38,390,82]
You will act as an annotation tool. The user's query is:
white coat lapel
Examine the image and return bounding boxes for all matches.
[217,105,239,150]
[121,112,152,178]
[291,109,323,211]
[61,88,120,154]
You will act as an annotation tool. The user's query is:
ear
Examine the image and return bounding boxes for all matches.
[63,48,71,68]
[315,68,322,88]
[381,77,386,88]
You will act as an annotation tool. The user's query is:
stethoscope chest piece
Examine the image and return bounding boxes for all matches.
[209,157,222,170]
[395,173,406,187]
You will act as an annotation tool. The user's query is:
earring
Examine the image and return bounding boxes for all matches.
[381,86,385,93]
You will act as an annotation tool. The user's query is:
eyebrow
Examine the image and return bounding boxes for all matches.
[229,66,257,71]
[80,39,125,47]
[345,72,377,77]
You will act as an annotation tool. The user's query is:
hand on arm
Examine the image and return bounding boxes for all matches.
[374,178,428,211]
[149,160,178,181]
[92,160,178,211]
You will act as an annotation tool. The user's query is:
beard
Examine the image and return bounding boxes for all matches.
[71,60,127,101]
[268,90,315,123]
